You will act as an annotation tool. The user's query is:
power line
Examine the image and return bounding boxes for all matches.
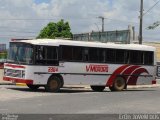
[0,35,36,38]
[0,16,139,24]
[0,26,41,32]
[0,30,37,34]
[143,0,160,16]
[0,17,92,21]
[102,17,139,24]
[0,18,57,21]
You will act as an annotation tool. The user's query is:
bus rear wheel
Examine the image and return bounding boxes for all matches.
[27,84,40,90]
[90,86,105,92]
[109,77,126,91]
[45,76,61,92]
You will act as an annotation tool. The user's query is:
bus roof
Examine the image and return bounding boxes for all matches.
[11,39,156,51]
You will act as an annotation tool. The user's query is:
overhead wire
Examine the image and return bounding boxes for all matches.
[143,0,160,16]
[0,35,36,38]
[0,14,144,38]
[102,17,139,24]
[0,30,37,34]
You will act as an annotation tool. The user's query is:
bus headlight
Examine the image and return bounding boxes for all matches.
[22,70,25,78]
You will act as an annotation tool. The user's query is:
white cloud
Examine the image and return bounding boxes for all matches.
[0,0,160,44]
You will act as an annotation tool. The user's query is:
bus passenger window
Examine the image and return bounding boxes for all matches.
[83,48,89,61]
[46,47,57,60]
[124,51,130,64]
[144,51,153,65]
[129,51,143,64]
[36,46,45,60]
[89,48,99,62]
[116,50,125,64]
[72,47,83,61]
[35,46,58,65]
[105,49,116,63]
[99,49,105,63]
[61,46,72,61]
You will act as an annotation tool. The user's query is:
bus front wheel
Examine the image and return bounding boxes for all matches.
[90,86,105,92]
[109,77,126,91]
[45,76,62,92]
[27,84,40,90]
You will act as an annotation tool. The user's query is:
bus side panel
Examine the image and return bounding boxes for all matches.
[62,74,109,85]
[4,63,155,86]
[26,66,52,85]
[135,75,154,85]
[59,62,110,86]
[105,64,155,86]
[60,62,155,86]
[129,66,155,85]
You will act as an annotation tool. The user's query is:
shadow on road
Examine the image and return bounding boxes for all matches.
[6,87,95,93]
[6,86,157,94]
[124,89,157,92]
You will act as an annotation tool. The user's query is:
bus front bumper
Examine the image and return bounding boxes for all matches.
[3,76,33,85]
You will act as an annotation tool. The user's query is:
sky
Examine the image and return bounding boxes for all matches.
[0,0,160,45]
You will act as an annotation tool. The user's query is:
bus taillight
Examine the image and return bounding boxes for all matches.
[152,80,156,84]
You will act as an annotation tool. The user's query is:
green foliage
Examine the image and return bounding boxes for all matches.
[0,52,7,59]
[37,19,72,39]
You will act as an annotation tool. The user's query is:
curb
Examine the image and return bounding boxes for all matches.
[0,83,26,86]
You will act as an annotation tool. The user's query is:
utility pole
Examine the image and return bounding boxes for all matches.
[94,23,101,40]
[98,16,104,32]
[139,0,143,44]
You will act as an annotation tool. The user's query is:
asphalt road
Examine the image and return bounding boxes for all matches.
[0,85,160,120]
[0,85,160,114]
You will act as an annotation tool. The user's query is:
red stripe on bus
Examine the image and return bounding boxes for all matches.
[3,77,33,84]
[5,64,25,69]
[121,65,141,83]
[106,65,130,86]
[127,68,149,85]
[0,63,4,69]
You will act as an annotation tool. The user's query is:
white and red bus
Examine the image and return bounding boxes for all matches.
[3,39,156,92]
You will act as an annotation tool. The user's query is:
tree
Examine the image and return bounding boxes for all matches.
[37,19,72,39]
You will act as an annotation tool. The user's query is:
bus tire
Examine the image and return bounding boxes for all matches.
[109,86,115,91]
[59,78,64,88]
[27,84,40,90]
[45,76,61,92]
[90,86,105,92]
[110,77,126,91]
[53,74,64,88]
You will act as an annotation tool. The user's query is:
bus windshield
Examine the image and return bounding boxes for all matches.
[8,43,33,64]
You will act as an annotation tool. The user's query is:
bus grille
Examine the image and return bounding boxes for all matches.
[4,69,24,78]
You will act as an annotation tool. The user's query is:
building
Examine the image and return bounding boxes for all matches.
[73,25,137,44]
[144,42,160,62]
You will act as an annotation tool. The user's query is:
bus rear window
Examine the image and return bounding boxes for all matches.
[144,51,153,65]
